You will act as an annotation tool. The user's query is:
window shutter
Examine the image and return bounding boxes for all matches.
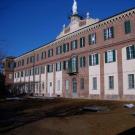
[52,64,53,72]
[89,55,92,66]
[63,44,65,53]
[132,45,135,59]
[71,42,73,50]
[83,56,86,67]
[113,50,116,62]
[75,40,78,49]
[76,56,78,72]
[56,63,57,71]
[95,33,96,44]
[60,62,61,71]
[67,43,69,51]
[125,21,131,34]
[83,37,85,47]
[111,27,114,38]
[63,61,66,70]
[104,29,107,40]
[96,54,99,65]
[80,57,81,67]
[88,35,91,45]
[126,47,130,60]
[80,38,82,48]
[60,46,62,54]
[52,49,53,56]
[105,52,108,63]
[47,65,49,72]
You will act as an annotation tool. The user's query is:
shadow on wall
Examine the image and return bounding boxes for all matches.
[118,127,135,135]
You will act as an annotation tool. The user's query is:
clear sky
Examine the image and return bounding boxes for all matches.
[0,0,135,57]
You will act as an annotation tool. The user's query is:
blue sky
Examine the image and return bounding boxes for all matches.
[0,0,135,57]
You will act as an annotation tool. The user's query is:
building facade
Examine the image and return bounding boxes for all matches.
[2,1,135,100]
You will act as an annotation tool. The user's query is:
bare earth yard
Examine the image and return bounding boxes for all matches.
[0,98,135,135]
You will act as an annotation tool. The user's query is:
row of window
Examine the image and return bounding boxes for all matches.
[22,73,135,94]
[91,74,135,90]
[15,20,132,68]
[15,45,135,76]
[65,74,135,91]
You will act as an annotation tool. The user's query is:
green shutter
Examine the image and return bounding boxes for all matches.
[105,52,108,63]
[104,29,107,40]
[83,37,85,47]
[67,43,69,51]
[47,65,49,72]
[76,56,78,72]
[60,46,62,54]
[56,63,57,71]
[63,44,65,53]
[83,56,86,67]
[125,21,131,34]
[75,40,78,49]
[111,27,114,38]
[80,57,82,67]
[63,61,66,70]
[60,62,61,71]
[96,54,99,65]
[126,47,130,60]
[88,35,91,45]
[133,45,135,58]
[80,38,82,48]
[71,42,73,50]
[89,55,92,66]
[113,50,116,62]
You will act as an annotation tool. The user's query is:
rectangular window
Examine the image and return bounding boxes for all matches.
[128,74,135,89]
[48,49,53,57]
[89,54,99,66]
[56,62,61,71]
[89,33,96,45]
[104,27,114,40]
[30,56,35,63]
[93,77,97,90]
[71,40,77,50]
[37,54,39,61]
[63,43,69,53]
[14,73,16,78]
[63,60,69,70]
[80,56,86,68]
[41,51,46,60]
[65,80,69,91]
[41,66,45,74]
[124,20,131,34]
[22,59,24,66]
[47,64,53,73]
[105,50,116,63]
[27,57,29,64]
[109,76,114,89]
[56,46,62,55]
[80,78,84,89]
[21,71,23,77]
[17,72,20,78]
[80,37,85,48]
[126,45,135,60]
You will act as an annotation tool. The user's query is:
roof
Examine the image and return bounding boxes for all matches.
[15,7,135,59]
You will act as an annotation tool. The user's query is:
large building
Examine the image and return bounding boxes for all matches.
[2,1,135,100]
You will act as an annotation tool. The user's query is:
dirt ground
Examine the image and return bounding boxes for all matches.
[0,98,135,135]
